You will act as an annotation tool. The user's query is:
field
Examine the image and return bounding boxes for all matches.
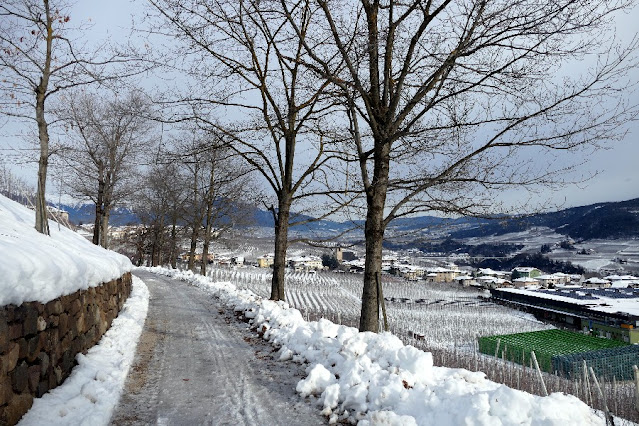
[203,265,638,422]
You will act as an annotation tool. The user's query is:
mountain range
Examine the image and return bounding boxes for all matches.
[58,197,639,242]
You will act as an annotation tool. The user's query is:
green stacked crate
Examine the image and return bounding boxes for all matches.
[478,329,629,374]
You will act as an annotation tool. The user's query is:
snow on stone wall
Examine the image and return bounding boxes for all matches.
[0,194,132,306]
[0,273,132,425]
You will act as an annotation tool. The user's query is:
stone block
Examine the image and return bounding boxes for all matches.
[3,393,33,426]
[44,328,58,354]
[11,361,27,393]
[38,353,49,376]
[69,299,82,316]
[4,342,19,373]
[0,310,8,354]
[37,380,49,398]
[23,307,38,336]
[48,314,59,328]
[8,324,22,341]
[44,300,63,316]
[26,336,40,363]
[0,374,11,406]
[61,350,73,376]
[53,365,62,385]
[17,339,27,359]
[5,305,17,322]
[58,313,69,336]
[36,316,46,332]
[75,312,85,334]
[27,366,40,393]
[85,327,96,347]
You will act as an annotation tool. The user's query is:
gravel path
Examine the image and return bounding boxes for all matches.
[110,271,325,426]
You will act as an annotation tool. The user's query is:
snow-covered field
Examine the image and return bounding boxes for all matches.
[205,267,551,352]
[148,267,610,425]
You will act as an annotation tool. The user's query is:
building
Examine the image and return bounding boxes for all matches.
[512,267,542,278]
[477,268,510,279]
[582,277,611,288]
[512,277,539,288]
[490,287,639,344]
[395,265,425,281]
[288,255,323,271]
[334,247,357,263]
[424,267,459,283]
[257,254,275,268]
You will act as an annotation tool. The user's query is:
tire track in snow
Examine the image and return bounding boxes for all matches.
[111,271,325,426]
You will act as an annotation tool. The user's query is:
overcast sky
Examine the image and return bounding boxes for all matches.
[1,0,638,213]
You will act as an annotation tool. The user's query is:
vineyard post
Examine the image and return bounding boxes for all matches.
[530,351,548,396]
[589,367,613,426]
[376,272,389,332]
[634,365,639,412]
[583,360,591,406]
[612,376,617,414]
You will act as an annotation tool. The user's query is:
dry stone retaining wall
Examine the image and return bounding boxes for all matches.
[0,272,132,425]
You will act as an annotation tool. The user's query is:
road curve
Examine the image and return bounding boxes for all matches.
[110,271,325,426]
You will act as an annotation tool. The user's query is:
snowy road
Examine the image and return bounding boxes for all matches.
[110,271,325,425]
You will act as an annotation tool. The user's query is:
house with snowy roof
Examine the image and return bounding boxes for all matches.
[582,277,611,289]
[476,275,511,289]
[455,275,476,287]
[535,274,565,288]
[512,277,539,288]
[288,255,323,271]
[395,265,426,281]
[477,268,510,279]
[424,267,459,283]
[257,253,275,268]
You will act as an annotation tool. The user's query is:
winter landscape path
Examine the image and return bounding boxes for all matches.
[110,271,325,425]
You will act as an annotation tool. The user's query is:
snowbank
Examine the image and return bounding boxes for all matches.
[18,276,149,426]
[144,267,603,425]
[0,195,132,305]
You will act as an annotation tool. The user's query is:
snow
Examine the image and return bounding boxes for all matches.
[0,195,132,306]
[146,267,605,426]
[498,287,639,317]
[18,276,149,426]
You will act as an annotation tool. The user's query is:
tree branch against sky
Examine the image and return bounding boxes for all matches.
[285,0,639,332]
[145,0,356,301]
[58,90,154,248]
[0,0,148,234]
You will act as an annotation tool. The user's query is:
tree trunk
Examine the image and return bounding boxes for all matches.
[100,209,110,248]
[359,141,391,332]
[169,215,178,269]
[271,196,291,301]
[93,169,105,245]
[34,94,50,235]
[188,227,198,271]
[360,202,385,332]
[92,205,102,245]
[200,225,210,276]
[33,1,53,235]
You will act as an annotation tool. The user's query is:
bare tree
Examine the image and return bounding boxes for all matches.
[146,0,352,300]
[132,161,188,267]
[172,131,254,274]
[285,0,638,331]
[59,90,153,248]
[0,0,145,234]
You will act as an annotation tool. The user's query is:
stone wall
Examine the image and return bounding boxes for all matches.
[0,272,132,425]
